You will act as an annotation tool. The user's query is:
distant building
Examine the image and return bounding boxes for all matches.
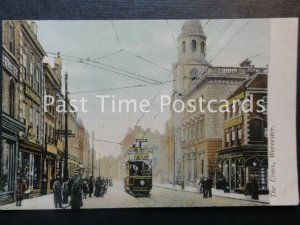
[217,73,268,193]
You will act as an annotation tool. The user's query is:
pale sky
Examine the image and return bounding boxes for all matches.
[35,19,270,158]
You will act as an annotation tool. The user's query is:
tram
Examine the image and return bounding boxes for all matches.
[124,141,153,196]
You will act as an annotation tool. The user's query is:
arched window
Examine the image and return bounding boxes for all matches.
[182,41,186,52]
[190,68,198,81]
[201,41,205,54]
[9,80,15,117]
[191,39,196,52]
[249,118,263,142]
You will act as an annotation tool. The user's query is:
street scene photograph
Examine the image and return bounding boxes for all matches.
[1,18,277,209]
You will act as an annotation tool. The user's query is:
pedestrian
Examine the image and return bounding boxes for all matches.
[62,178,69,204]
[53,176,63,208]
[16,178,28,207]
[203,177,208,198]
[82,179,88,199]
[68,177,73,196]
[88,176,94,198]
[102,177,107,195]
[70,169,83,210]
[109,177,113,187]
[94,177,101,197]
[206,176,213,198]
[251,177,259,200]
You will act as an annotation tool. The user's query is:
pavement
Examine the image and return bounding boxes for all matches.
[0,181,268,210]
[154,183,269,204]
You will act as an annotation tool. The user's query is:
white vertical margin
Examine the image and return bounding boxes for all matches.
[269,18,299,205]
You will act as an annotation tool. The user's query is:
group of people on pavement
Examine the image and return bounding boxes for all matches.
[197,176,213,198]
[52,167,113,209]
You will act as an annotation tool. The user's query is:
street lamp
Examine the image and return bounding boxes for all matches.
[252,160,257,167]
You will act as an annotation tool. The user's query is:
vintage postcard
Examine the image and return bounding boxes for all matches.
[0,18,298,209]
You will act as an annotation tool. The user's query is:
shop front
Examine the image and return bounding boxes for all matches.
[217,145,268,194]
[45,143,59,194]
[0,113,25,205]
[18,140,43,194]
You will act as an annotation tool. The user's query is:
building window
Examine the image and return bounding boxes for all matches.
[191,39,196,52]
[29,62,34,87]
[29,108,33,123]
[238,127,242,139]
[190,68,198,81]
[249,118,263,142]
[35,68,41,94]
[226,130,230,143]
[9,80,15,117]
[22,52,29,82]
[232,128,236,141]
[201,41,205,54]
[36,112,40,142]
[182,41,186,52]
[9,23,15,55]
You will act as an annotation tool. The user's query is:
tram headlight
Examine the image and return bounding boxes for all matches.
[140,180,145,186]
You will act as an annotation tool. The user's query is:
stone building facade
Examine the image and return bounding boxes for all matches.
[1,21,25,205]
[168,20,267,186]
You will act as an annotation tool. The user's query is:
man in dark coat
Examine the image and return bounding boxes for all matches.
[88,176,94,198]
[94,177,102,197]
[206,177,213,198]
[70,169,83,209]
[53,176,62,208]
[251,177,259,200]
[203,177,208,198]
[62,178,69,204]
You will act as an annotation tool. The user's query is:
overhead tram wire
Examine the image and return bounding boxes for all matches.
[203,20,210,29]
[94,138,123,146]
[230,50,269,67]
[47,52,162,85]
[69,80,174,95]
[110,21,123,50]
[209,19,252,63]
[165,20,178,48]
[207,20,234,50]
[93,49,123,61]
[47,54,160,85]
[123,49,172,74]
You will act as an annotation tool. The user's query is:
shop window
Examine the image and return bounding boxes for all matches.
[249,118,263,142]
[9,80,15,117]
[1,141,15,192]
[191,39,196,52]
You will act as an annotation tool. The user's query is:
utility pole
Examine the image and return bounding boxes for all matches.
[92,131,94,177]
[63,72,69,180]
